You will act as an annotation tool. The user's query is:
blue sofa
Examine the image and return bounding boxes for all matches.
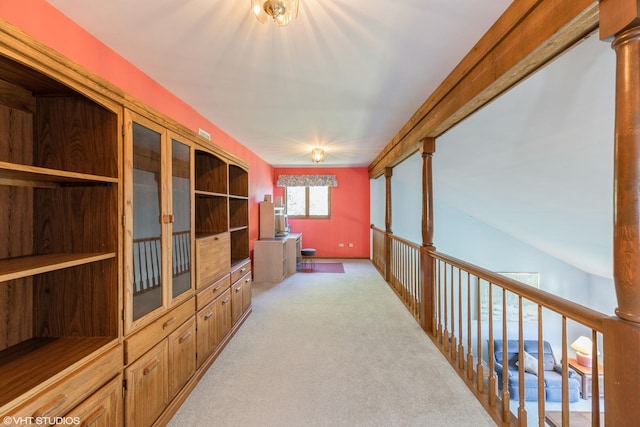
[493,340,580,402]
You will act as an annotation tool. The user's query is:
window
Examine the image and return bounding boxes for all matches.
[286,186,330,218]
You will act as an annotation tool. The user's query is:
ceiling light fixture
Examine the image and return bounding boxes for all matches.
[311,147,325,163]
[251,0,299,27]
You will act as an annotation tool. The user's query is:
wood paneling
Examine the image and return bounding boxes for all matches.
[35,96,118,178]
[32,258,118,338]
[0,278,31,351]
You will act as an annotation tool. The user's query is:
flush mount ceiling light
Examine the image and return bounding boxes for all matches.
[252,0,299,27]
[311,147,325,163]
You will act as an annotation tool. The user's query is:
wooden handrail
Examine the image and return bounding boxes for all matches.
[429,250,607,331]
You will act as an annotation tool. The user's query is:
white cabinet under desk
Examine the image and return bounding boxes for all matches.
[253,233,302,282]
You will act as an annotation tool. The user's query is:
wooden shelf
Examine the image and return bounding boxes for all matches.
[0,252,116,283]
[0,337,115,408]
[0,161,118,188]
[194,190,227,198]
[230,226,248,232]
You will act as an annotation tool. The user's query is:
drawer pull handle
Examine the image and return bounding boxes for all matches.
[235,287,241,292]
[204,311,214,320]
[214,285,222,291]
[245,278,251,283]
[240,267,246,272]
[143,358,160,375]
[214,236,219,240]
[163,317,177,329]
[82,405,107,427]
[222,298,229,304]
[179,331,192,344]
[33,393,68,418]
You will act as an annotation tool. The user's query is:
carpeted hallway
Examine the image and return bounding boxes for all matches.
[168,259,495,427]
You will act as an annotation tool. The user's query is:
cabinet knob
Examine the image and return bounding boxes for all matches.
[163,317,177,329]
[179,331,192,344]
[143,357,160,376]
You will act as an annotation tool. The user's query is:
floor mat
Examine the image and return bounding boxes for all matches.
[298,262,345,273]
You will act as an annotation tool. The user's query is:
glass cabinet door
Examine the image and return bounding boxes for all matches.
[131,121,164,321]
[170,138,192,300]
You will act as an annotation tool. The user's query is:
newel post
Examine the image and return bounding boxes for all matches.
[384,167,393,283]
[420,138,436,334]
[600,1,640,425]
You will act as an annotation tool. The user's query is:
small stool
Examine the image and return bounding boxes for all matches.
[300,248,316,270]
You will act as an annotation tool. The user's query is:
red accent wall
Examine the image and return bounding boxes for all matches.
[273,167,370,258]
[0,1,274,252]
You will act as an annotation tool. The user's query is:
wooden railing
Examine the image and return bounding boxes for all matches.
[133,231,191,295]
[372,227,609,426]
[371,225,385,275]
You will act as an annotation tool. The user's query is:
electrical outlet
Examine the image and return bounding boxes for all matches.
[338,243,344,247]
[348,243,354,247]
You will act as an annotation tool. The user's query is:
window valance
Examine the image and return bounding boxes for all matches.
[276,174,338,187]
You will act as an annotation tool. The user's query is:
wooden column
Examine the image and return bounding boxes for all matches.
[600,2,640,425]
[384,167,393,283]
[420,138,436,334]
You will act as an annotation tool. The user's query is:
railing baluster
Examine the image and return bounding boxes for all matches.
[458,268,464,370]
[466,272,473,380]
[518,296,527,426]
[476,275,484,394]
[488,282,496,407]
[437,260,443,344]
[591,329,601,426]
[537,306,544,427]
[450,264,456,361]
[443,262,449,354]
[501,288,510,423]
[561,316,568,426]
[370,229,611,427]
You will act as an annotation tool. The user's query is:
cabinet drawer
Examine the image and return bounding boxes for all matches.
[230,259,251,283]
[57,374,122,427]
[6,344,122,423]
[125,298,195,365]
[196,274,230,311]
[124,340,168,427]
[167,317,196,400]
[195,232,230,289]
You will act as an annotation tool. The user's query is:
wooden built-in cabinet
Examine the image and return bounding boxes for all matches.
[0,19,252,427]
[0,48,122,419]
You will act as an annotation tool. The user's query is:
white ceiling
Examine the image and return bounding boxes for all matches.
[44,1,616,278]
[46,0,513,167]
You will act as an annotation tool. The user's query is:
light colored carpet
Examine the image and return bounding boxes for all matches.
[168,259,496,427]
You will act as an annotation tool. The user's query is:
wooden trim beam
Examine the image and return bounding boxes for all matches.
[368,0,599,179]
